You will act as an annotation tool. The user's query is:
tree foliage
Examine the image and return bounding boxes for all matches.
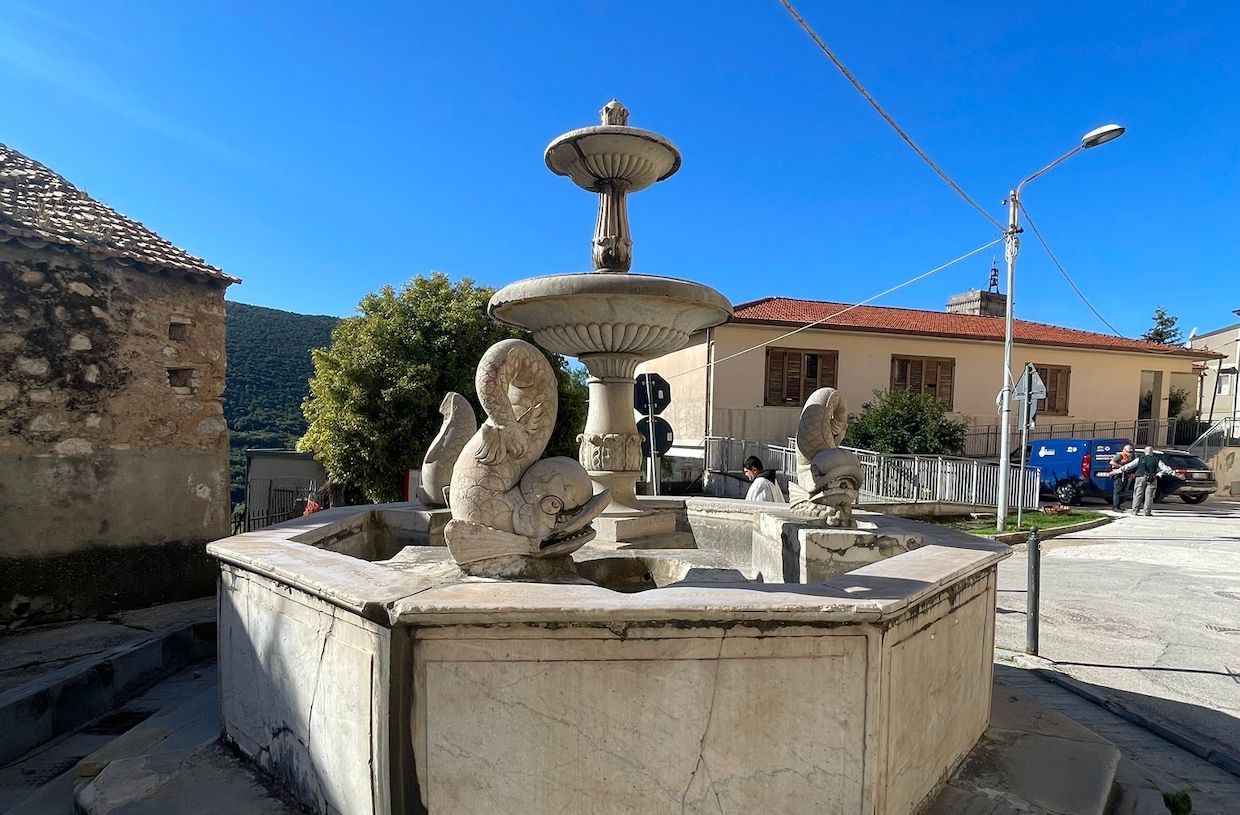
[842,389,967,455]
[298,273,588,503]
[1140,306,1183,345]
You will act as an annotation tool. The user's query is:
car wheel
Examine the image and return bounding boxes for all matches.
[1181,493,1208,504]
[1055,481,1080,505]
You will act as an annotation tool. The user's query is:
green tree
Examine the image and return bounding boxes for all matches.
[1140,306,1183,345]
[843,389,967,455]
[299,273,587,503]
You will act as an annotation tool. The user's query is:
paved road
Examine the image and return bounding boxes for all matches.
[995,496,1240,770]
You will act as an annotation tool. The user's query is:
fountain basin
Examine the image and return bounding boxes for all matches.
[489,272,731,357]
[545,125,681,192]
[208,501,1007,815]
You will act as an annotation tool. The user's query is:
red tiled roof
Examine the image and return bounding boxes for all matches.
[731,296,1218,359]
[0,143,238,285]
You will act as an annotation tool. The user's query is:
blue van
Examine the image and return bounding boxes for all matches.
[1017,437,1131,505]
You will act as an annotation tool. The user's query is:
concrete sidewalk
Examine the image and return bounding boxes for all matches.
[995,498,1240,778]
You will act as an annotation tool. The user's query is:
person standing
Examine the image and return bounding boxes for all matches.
[1109,443,1135,510]
[1106,446,1181,516]
[743,455,785,503]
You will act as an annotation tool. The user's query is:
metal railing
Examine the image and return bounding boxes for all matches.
[962,416,1215,458]
[1187,417,1238,463]
[704,436,797,476]
[704,436,1040,509]
[243,477,319,532]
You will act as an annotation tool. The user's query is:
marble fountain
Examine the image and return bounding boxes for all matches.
[207,103,1010,815]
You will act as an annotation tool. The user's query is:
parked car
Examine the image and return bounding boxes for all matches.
[1152,450,1216,504]
[1013,437,1132,505]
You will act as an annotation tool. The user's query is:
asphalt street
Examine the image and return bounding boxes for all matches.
[995,496,1240,772]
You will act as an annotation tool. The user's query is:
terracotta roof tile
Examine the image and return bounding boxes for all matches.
[731,296,1216,359]
[0,143,238,285]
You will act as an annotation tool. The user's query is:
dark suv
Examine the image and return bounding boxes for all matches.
[1154,450,1217,504]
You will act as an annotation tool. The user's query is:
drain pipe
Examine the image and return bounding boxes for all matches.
[1025,526,1041,656]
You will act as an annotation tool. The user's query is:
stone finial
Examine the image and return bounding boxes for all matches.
[600,99,629,126]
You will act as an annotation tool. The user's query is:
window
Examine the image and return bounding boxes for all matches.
[167,368,195,389]
[890,355,955,408]
[1031,363,1071,415]
[1219,375,1232,396]
[168,319,191,341]
[765,348,838,406]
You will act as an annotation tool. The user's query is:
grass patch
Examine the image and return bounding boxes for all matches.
[921,509,1106,537]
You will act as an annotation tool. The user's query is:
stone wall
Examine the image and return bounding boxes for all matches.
[0,243,230,619]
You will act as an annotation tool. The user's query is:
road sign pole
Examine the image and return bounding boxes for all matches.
[1017,365,1033,527]
[646,375,659,496]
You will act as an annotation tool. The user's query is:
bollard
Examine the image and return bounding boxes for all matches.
[1025,526,1041,656]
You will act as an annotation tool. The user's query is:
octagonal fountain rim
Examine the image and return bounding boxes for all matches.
[206,502,1010,629]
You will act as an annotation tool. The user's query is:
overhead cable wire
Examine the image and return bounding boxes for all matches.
[777,0,1005,233]
[1017,203,1194,357]
[1016,201,1125,337]
[668,235,1005,381]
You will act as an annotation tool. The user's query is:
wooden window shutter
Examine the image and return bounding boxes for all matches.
[908,359,924,394]
[1033,364,1070,414]
[783,351,803,404]
[891,358,907,391]
[937,360,954,408]
[822,352,838,388]
[766,350,785,406]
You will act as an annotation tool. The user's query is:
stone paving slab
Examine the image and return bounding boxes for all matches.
[994,663,1240,815]
[76,743,308,815]
[924,673,1120,815]
[0,597,214,693]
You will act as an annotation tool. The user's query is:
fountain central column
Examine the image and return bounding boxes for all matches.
[576,353,645,515]
[488,100,732,546]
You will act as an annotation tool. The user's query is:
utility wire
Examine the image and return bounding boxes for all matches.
[777,0,1005,233]
[668,235,1006,381]
[1017,202,1125,337]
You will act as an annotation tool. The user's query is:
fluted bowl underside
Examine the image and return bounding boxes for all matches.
[489,273,732,358]
[545,127,681,193]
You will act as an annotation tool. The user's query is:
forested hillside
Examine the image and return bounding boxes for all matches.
[224,301,339,502]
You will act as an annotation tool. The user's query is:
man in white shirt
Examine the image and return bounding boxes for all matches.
[743,456,785,503]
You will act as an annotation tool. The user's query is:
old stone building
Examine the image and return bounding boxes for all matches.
[1,143,240,620]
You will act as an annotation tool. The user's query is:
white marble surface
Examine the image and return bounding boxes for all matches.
[883,571,996,815]
[416,629,867,814]
[218,567,392,815]
[209,502,1010,814]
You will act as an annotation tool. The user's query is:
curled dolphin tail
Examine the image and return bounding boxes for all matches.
[797,387,848,457]
[473,339,558,467]
[424,393,476,463]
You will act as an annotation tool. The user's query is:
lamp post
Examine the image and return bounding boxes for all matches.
[996,124,1126,531]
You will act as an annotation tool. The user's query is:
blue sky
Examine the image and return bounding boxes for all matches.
[2,1,1236,339]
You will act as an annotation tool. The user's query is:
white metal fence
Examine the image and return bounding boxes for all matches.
[703,436,1041,510]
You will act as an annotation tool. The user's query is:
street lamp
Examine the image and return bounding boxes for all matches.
[996,124,1126,531]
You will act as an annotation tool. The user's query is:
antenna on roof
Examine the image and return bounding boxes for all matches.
[987,257,1000,293]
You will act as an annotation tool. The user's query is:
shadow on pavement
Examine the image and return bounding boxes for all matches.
[994,663,1240,778]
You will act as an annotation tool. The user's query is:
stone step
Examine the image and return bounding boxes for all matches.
[924,678,1121,815]
[1,662,217,815]
[0,609,215,766]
